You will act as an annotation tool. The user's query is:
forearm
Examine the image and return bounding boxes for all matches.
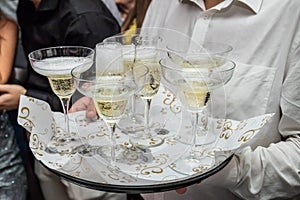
[203,135,300,200]
[234,137,299,199]
[0,19,18,84]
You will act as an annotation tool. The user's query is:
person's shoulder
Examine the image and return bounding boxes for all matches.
[149,0,174,8]
[274,0,300,10]
[290,0,300,10]
[281,0,300,17]
[66,0,110,15]
[264,0,300,18]
[61,0,120,33]
[289,0,300,5]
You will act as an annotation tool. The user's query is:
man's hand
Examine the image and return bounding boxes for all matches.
[115,0,135,20]
[0,84,26,110]
[69,96,97,119]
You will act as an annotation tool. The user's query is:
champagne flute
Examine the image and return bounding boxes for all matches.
[96,42,124,75]
[103,33,143,133]
[71,62,148,166]
[104,33,164,147]
[28,46,94,153]
[160,56,235,174]
[167,41,233,145]
[128,34,164,148]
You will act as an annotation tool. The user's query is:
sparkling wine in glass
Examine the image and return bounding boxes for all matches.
[28,46,94,153]
[103,33,144,133]
[72,62,148,165]
[167,41,233,145]
[127,35,165,148]
[160,56,235,174]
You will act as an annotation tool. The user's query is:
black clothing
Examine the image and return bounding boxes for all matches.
[17,0,120,111]
[0,110,27,199]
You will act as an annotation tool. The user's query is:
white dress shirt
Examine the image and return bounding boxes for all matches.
[142,0,300,199]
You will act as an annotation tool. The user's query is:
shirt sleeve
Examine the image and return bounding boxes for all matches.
[228,134,299,199]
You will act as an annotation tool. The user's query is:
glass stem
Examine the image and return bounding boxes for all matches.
[144,99,152,137]
[129,41,137,119]
[190,112,199,159]
[129,95,136,119]
[60,97,71,134]
[107,122,117,166]
[198,107,208,137]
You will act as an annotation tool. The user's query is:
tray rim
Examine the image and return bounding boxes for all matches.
[43,154,233,194]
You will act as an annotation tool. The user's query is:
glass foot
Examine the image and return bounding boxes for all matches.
[169,148,214,175]
[96,144,154,165]
[196,129,217,146]
[129,135,164,148]
[45,137,91,155]
[117,113,145,134]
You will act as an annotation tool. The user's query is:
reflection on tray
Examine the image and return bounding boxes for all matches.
[17,85,274,188]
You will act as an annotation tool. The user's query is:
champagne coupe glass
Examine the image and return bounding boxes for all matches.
[28,46,94,153]
[103,33,143,133]
[167,41,233,145]
[160,56,235,174]
[71,62,148,166]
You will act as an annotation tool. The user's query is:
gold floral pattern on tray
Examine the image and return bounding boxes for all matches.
[17,85,274,185]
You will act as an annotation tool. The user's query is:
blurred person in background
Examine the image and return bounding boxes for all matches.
[0,0,125,199]
[0,7,27,200]
[115,0,152,32]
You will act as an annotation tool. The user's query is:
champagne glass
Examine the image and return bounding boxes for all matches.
[127,34,164,148]
[167,41,233,61]
[71,62,148,166]
[104,33,164,147]
[160,56,235,174]
[28,46,94,153]
[167,41,233,145]
[103,33,143,133]
[96,42,124,75]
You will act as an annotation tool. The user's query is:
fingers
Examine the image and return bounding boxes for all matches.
[69,97,97,119]
[0,84,10,93]
[0,90,20,110]
[69,96,91,113]
[86,100,97,119]
[176,188,187,194]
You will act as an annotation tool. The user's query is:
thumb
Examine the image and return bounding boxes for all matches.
[86,100,97,119]
[176,188,187,194]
